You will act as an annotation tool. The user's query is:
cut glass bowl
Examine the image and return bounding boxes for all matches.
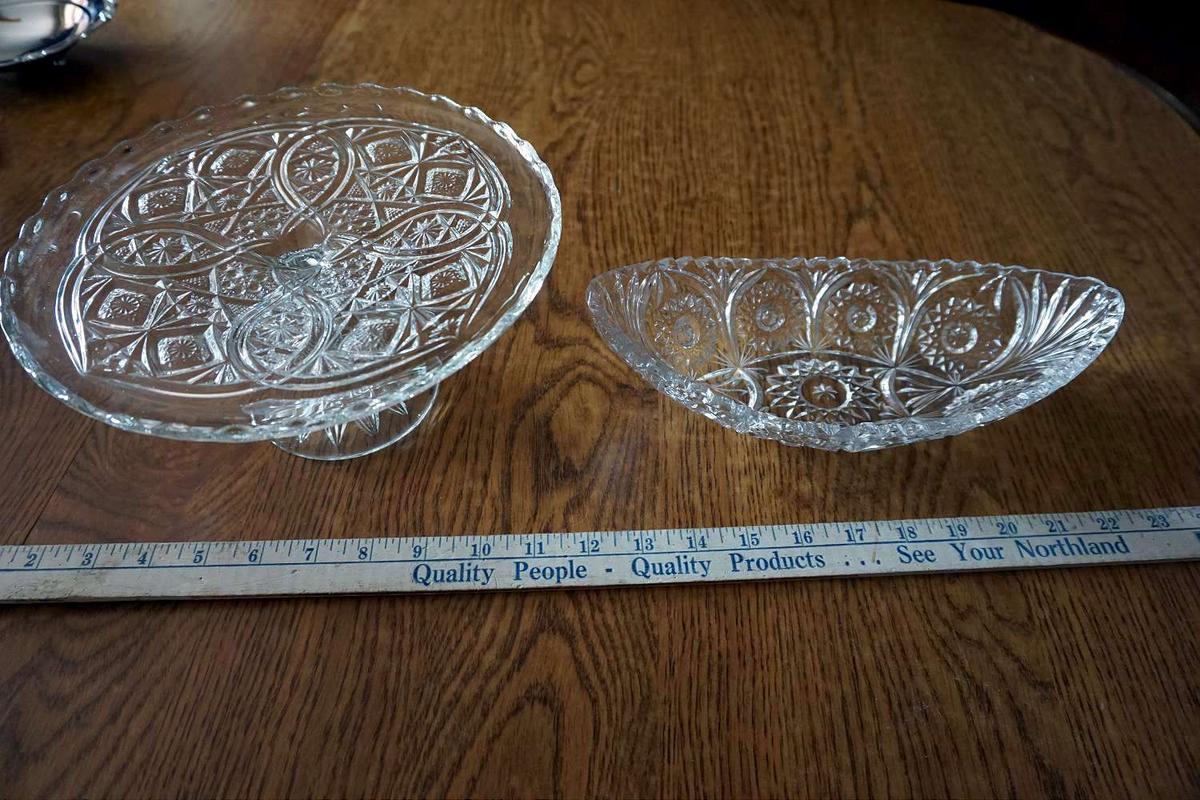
[587,257,1124,451]
[1,84,561,459]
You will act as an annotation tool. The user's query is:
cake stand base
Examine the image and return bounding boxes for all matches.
[271,386,438,461]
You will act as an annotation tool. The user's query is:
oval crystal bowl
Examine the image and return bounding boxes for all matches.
[587,257,1124,451]
[1,84,561,453]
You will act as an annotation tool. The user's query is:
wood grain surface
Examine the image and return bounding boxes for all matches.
[2,1,1199,797]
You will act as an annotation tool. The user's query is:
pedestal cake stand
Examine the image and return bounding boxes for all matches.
[1,84,561,459]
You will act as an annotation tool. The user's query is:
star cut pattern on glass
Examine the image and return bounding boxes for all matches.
[588,257,1124,450]
[57,118,513,395]
[2,85,562,457]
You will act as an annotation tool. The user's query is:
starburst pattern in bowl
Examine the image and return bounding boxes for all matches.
[587,257,1124,451]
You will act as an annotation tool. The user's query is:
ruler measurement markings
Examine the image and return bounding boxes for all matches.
[5,524,1191,570]
[0,528,1092,570]
[1,506,1196,600]
[11,515,1180,566]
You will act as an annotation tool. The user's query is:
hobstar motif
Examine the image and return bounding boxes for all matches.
[1,84,561,459]
[765,359,882,425]
[587,257,1124,451]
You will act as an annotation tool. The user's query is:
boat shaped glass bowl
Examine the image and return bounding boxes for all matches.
[587,257,1123,451]
[1,84,560,459]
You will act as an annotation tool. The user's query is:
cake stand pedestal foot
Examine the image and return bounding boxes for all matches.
[271,386,438,461]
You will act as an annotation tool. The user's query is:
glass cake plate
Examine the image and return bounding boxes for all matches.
[1,84,561,459]
[588,257,1124,451]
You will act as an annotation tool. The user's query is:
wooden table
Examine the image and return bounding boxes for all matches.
[2,1,1198,796]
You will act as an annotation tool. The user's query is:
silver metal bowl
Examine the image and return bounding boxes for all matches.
[0,0,115,68]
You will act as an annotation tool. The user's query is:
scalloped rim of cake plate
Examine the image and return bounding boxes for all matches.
[0,83,562,442]
[586,257,1125,451]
